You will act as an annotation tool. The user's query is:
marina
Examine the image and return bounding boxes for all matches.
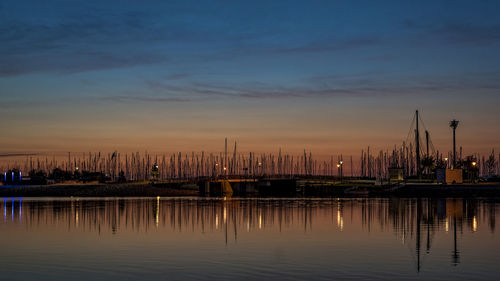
[2,112,498,198]
[2,1,499,280]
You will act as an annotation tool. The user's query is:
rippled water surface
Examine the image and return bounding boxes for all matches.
[1,197,499,280]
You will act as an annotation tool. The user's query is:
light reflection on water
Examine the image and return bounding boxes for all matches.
[1,197,499,281]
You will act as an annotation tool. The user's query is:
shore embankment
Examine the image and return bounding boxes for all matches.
[2,181,500,198]
[0,182,198,197]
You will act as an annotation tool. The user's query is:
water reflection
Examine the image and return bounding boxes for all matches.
[1,197,499,273]
[2,197,22,224]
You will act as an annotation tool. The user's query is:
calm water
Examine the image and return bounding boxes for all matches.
[1,197,499,281]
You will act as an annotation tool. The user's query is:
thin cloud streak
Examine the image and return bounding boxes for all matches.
[0,153,39,157]
[101,95,191,103]
[142,76,500,101]
[403,20,500,45]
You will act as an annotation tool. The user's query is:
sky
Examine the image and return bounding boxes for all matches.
[1,0,499,158]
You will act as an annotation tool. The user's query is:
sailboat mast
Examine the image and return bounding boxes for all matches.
[415,110,421,177]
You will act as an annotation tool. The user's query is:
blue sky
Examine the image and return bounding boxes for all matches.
[1,0,499,156]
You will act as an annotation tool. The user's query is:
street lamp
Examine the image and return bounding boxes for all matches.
[337,162,343,183]
[450,119,459,169]
[470,161,478,183]
[214,163,219,179]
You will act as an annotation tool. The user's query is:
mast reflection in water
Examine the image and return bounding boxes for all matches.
[1,197,499,281]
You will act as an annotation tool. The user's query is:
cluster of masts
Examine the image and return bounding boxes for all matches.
[1,111,499,181]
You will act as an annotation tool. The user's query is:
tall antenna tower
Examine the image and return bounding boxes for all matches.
[449,119,459,169]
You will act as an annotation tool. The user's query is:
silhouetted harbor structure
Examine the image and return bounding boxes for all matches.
[2,112,499,191]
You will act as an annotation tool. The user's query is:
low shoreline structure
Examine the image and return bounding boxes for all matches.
[2,180,500,198]
[0,182,198,197]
